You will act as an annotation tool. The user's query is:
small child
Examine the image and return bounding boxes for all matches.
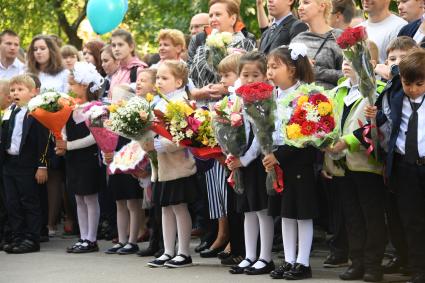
[218,53,242,95]
[142,60,197,268]
[56,62,105,253]
[136,68,159,105]
[264,44,317,280]
[1,74,49,254]
[228,51,276,276]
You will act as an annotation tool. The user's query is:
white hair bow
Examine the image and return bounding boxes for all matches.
[72,62,104,93]
[288,43,308,61]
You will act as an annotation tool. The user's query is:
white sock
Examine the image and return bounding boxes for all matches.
[296,219,313,267]
[238,211,259,268]
[127,199,141,244]
[116,200,129,244]
[252,209,274,269]
[162,206,177,257]
[84,194,100,242]
[172,203,192,260]
[75,195,88,240]
[282,217,297,264]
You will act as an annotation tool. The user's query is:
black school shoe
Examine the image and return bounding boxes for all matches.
[3,238,22,253]
[221,255,244,266]
[66,239,84,253]
[244,259,275,275]
[105,242,125,254]
[10,239,40,254]
[284,263,312,280]
[117,243,139,255]
[72,240,99,253]
[164,254,193,268]
[323,254,349,268]
[147,253,174,268]
[229,258,254,274]
[270,262,293,279]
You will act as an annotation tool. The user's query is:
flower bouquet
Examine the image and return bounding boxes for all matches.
[105,96,154,142]
[336,26,379,158]
[236,82,284,195]
[151,98,222,159]
[280,84,339,149]
[212,96,247,194]
[109,140,150,175]
[205,31,233,71]
[84,101,119,154]
[28,91,75,140]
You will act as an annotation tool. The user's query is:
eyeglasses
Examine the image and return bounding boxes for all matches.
[189,24,208,30]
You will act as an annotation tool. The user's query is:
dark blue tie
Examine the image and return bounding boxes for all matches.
[405,96,425,163]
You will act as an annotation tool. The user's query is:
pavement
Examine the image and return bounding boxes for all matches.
[0,237,409,283]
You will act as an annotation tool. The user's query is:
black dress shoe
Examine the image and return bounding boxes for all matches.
[229,258,254,274]
[221,255,243,266]
[270,262,293,279]
[72,240,99,253]
[200,246,224,258]
[382,257,406,274]
[11,239,40,254]
[117,243,139,255]
[195,241,209,253]
[66,239,83,253]
[284,263,312,280]
[147,253,173,268]
[245,259,275,275]
[340,266,365,280]
[217,250,231,260]
[164,254,193,268]
[323,254,349,268]
[364,271,383,282]
[105,242,125,254]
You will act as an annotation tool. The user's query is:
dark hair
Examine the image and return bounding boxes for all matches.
[83,40,106,76]
[26,72,41,89]
[386,36,418,56]
[143,53,160,67]
[332,0,355,24]
[268,46,314,83]
[27,35,64,76]
[399,49,425,84]
[86,82,101,101]
[238,51,267,76]
[111,29,136,56]
[0,29,19,43]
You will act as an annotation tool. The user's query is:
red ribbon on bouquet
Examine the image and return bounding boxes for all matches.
[273,165,285,193]
[358,119,383,157]
[225,155,237,189]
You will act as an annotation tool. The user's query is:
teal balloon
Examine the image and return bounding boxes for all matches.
[87,0,126,35]
[123,0,128,13]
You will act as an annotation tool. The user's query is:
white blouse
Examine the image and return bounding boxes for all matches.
[39,69,69,93]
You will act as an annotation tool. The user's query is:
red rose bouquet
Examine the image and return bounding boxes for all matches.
[337,26,379,158]
[280,84,339,148]
[236,82,284,195]
[212,96,247,194]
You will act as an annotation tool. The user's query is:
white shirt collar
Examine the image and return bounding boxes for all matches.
[277,81,301,98]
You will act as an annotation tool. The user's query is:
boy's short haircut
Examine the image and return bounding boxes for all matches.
[218,53,243,74]
[399,49,425,84]
[0,29,19,43]
[0,79,10,95]
[9,74,36,91]
[386,36,418,56]
[26,73,41,89]
[366,40,379,63]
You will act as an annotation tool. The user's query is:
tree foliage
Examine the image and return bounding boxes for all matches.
[0,0,401,52]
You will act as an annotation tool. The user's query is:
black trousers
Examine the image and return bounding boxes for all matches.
[340,170,386,271]
[227,185,245,256]
[0,171,9,240]
[326,176,349,259]
[390,159,425,274]
[3,157,41,243]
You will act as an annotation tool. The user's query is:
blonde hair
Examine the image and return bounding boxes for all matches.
[315,0,333,23]
[0,79,10,95]
[218,53,242,74]
[9,74,36,91]
[161,60,189,87]
[61,44,80,59]
[157,29,186,51]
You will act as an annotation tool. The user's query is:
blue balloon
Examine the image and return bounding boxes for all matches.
[87,0,126,35]
[123,0,128,13]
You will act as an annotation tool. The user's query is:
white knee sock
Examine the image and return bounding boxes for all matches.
[159,206,176,260]
[282,217,297,264]
[171,203,192,261]
[75,195,88,240]
[238,211,259,268]
[252,209,274,269]
[116,200,129,244]
[296,219,313,266]
[84,194,100,242]
[127,199,141,244]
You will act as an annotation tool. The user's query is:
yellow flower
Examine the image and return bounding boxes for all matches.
[108,104,117,113]
[317,102,332,116]
[146,93,154,103]
[286,124,303,140]
[202,137,209,146]
[297,95,309,106]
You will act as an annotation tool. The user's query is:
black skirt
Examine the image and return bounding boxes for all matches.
[268,146,319,219]
[155,174,198,207]
[109,173,142,201]
[236,156,278,213]
[66,152,105,196]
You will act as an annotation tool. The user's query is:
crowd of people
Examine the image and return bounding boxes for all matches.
[0,0,424,282]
